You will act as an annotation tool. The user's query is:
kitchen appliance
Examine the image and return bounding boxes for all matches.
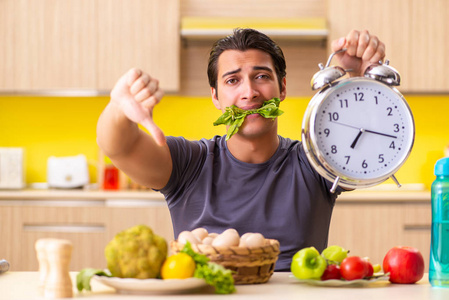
[0,147,25,189]
[47,154,89,189]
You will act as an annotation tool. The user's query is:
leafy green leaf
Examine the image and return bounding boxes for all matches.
[213,98,284,140]
[180,241,209,266]
[76,268,111,292]
[194,262,236,294]
[180,242,235,294]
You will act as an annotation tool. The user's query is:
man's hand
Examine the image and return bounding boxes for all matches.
[331,30,386,77]
[110,68,166,146]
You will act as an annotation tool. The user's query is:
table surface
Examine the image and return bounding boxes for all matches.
[1,272,448,300]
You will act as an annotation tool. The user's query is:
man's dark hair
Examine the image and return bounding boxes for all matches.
[207,28,287,93]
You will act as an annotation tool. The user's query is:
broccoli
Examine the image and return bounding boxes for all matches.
[104,224,167,279]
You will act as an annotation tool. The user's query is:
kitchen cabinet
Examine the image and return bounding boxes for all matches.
[0,0,180,92]
[0,192,173,271]
[327,0,449,93]
[329,191,431,268]
[179,0,328,96]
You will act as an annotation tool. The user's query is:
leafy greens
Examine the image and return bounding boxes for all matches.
[213,97,284,140]
[181,242,236,294]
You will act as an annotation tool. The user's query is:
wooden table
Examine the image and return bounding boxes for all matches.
[1,272,448,299]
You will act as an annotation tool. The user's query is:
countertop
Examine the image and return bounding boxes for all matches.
[0,188,431,202]
[0,272,447,300]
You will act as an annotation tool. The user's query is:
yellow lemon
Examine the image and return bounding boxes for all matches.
[160,253,196,279]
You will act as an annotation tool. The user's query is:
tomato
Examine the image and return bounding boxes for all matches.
[364,260,374,278]
[160,253,196,279]
[340,256,369,281]
[321,264,341,280]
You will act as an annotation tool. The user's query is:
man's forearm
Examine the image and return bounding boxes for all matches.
[96,102,141,158]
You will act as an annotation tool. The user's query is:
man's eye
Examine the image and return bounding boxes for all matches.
[256,74,270,79]
[226,78,238,84]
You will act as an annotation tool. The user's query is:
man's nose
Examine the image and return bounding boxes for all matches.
[240,80,259,100]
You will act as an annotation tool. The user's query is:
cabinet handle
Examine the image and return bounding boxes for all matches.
[23,223,105,233]
[403,224,431,231]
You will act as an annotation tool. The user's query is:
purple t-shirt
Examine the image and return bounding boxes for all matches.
[159,135,342,271]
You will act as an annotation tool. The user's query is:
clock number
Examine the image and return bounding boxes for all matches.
[393,124,400,132]
[386,107,393,116]
[354,92,365,101]
[378,154,385,163]
[324,128,330,137]
[389,141,396,149]
[339,99,349,108]
[328,112,339,121]
[374,96,379,105]
[345,156,350,164]
[362,160,368,169]
[331,145,337,154]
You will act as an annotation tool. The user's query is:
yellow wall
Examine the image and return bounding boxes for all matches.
[1,94,448,189]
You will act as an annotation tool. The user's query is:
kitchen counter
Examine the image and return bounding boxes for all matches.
[0,272,448,300]
[0,188,430,202]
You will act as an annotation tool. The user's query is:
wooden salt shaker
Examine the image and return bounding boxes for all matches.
[43,239,73,298]
[35,238,55,295]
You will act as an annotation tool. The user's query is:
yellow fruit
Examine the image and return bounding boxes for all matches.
[372,264,382,273]
[161,253,196,279]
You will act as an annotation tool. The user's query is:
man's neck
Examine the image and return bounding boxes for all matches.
[226,132,280,164]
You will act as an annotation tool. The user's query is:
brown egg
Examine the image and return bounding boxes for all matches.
[212,229,240,247]
[191,227,209,241]
[178,231,200,245]
[208,232,219,238]
[244,233,265,248]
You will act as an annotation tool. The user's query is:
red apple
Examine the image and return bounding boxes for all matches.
[383,246,425,284]
[321,264,341,280]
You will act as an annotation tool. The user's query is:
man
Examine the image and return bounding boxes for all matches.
[97,29,385,271]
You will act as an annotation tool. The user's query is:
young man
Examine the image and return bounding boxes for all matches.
[97,29,385,271]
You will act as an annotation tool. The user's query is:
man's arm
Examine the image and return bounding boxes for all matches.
[96,68,172,190]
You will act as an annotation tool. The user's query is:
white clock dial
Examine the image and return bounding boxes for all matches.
[310,78,414,182]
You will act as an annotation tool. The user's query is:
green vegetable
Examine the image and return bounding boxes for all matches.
[76,268,111,292]
[213,98,284,140]
[181,242,236,294]
[194,262,236,294]
[104,224,167,279]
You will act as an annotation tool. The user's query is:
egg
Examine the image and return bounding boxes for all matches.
[177,231,200,245]
[191,227,209,241]
[202,236,214,245]
[239,232,253,247]
[212,229,240,247]
[244,233,265,248]
[208,233,219,238]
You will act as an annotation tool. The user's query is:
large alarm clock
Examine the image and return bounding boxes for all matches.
[302,49,415,192]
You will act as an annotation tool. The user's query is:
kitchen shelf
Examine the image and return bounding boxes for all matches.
[181,17,328,40]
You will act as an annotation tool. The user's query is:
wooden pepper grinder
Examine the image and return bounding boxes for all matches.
[35,238,55,295]
[43,239,73,298]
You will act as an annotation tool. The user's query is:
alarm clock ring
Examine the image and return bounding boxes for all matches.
[302,49,415,193]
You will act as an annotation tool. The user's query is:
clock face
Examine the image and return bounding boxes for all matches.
[309,78,414,182]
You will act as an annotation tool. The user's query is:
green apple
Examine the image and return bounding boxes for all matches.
[321,245,348,264]
[291,247,327,280]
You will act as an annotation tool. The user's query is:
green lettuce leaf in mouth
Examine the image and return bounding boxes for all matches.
[213,98,284,140]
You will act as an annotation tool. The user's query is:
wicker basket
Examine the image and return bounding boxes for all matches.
[170,239,280,284]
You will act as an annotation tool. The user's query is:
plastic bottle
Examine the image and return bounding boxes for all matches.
[429,157,449,287]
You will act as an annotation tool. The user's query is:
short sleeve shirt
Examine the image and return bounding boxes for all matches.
[159,135,342,271]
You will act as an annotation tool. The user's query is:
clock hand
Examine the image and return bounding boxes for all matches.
[350,128,365,149]
[364,129,397,139]
[331,121,398,139]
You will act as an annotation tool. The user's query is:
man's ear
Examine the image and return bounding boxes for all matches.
[211,87,221,110]
[280,77,287,101]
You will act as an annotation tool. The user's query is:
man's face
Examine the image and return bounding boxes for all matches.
[211,49,286,139]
